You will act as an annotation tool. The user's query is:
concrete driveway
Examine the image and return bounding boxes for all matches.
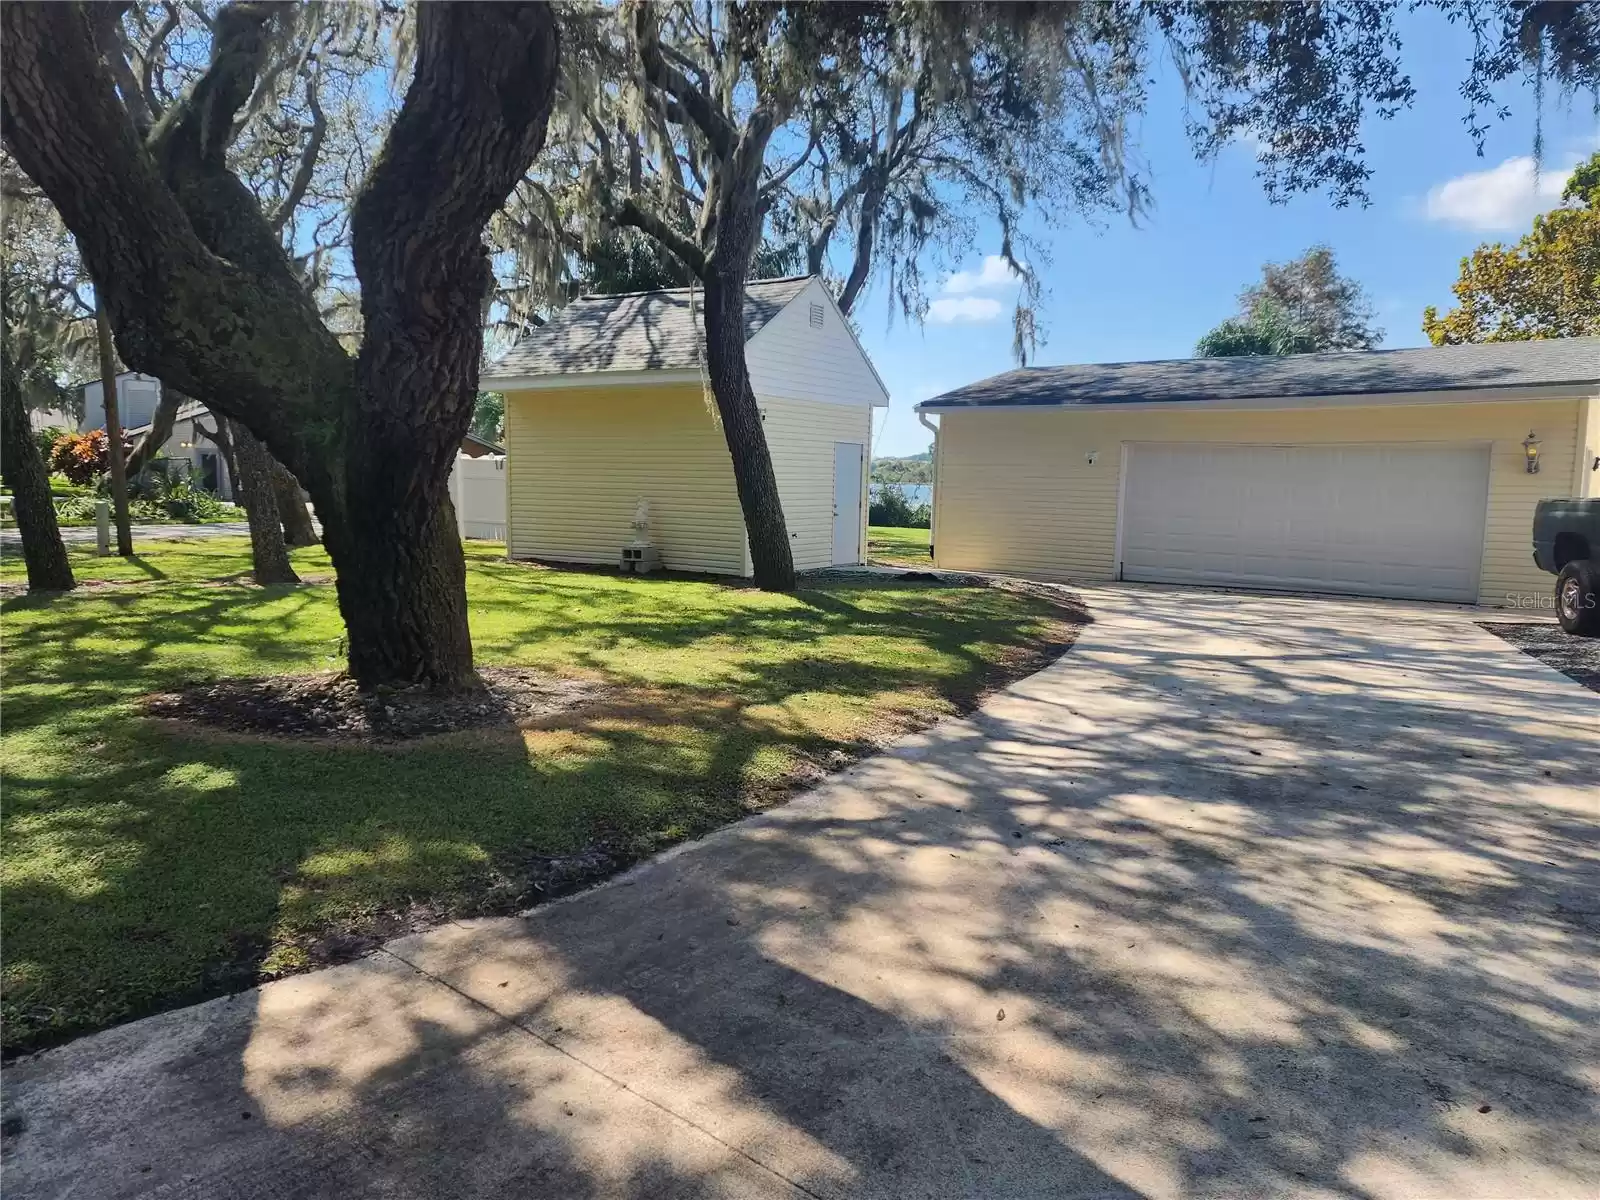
[6,586,1598,1200]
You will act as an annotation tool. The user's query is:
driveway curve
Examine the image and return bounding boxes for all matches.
[5,585,1598,1200]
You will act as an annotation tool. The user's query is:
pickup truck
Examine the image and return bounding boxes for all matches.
[1533,497,1600,635]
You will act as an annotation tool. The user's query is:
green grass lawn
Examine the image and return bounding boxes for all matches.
[0,536,332,586]
[868,524,932,566]
[1,537,1081,1054]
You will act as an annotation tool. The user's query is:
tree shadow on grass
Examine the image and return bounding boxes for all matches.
[0,570,1084,1059]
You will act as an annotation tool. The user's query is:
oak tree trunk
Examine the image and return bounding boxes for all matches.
[94,301,133,557]
[228,418,298,585]
[270,457,317,546]
[1,2,558,691]
[702,266,795,590]
[0,344,75,592]
[321,491,474,691]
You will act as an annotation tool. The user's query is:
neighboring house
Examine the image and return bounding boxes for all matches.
[918,338,1600,606]
[80,371,162,433]
[459,431,505,458]
[124,397,235,500]
[480,276,889,575]
[28,406,76,433]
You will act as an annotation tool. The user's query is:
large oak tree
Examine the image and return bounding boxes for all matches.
[2,1,559,690]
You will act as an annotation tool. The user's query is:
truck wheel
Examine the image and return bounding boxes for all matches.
[1555,559,1600,636]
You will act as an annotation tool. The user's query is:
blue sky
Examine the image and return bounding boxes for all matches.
[854,26,1600,457]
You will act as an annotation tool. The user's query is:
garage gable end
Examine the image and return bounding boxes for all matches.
[746,279,890,408]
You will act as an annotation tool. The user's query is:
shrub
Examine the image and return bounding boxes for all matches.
[868,486,931,529]
[33,425,70,463]
[53,481,239,525]
[155,480,228,522]
[54,495,100,522]
[48,429,131,487]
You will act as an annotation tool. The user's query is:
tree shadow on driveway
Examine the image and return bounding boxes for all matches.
[4,586,1598,1199]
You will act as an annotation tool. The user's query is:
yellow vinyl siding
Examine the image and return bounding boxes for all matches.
[1579,396,1599,498]
[934,397,1586,605]
[760,396,870,569]
[504,384,745,575]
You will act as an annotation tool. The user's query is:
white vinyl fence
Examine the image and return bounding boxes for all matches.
[449,454,507,541]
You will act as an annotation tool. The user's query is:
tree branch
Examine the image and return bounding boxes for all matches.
[267,71,325,233]
[633,4,736,162]
[615,197,707,277]
[98,11,158,134]
[760,125,818,199]
[138,3,183,118]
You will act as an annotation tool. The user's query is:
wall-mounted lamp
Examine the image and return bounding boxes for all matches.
[1085,450,1099,466]
[1522,431,1542,474]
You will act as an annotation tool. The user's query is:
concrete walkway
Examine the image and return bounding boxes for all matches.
[0,521,250,550]
[5,587,1598,1200]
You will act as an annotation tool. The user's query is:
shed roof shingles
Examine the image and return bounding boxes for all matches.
[918,336,1600,409]
[486,276,812,380]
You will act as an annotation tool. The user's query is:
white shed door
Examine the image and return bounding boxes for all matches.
[832,442,863,565]
[1120,443,1490,602]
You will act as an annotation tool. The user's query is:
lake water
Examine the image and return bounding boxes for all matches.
[869,483,932,506]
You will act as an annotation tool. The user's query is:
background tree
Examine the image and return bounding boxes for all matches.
[0,154,97,419]
[93,299,135,556]
[3,2,560,690]
[870,452,934,485]
[228,418,298,585]
[1241,245,1381,350]
[1198,245,1380,356]
[470,391,506,444]
[1196,299,1320,357]
[1423,151,1600,344]
[0,296,74,591]
[782,3,1145,360]
[788,4,1582,358]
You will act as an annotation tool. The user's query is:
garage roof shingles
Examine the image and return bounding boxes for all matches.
[488,276,812,380]
[918,336,1600,409]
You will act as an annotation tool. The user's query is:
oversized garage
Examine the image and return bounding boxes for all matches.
[920,339,1600,606]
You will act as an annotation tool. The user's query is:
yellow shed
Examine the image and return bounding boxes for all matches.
[918,338,1600,606]
[481,277,889,576]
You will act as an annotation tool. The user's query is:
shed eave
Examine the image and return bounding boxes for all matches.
[481,368,703,392]
[915,380,1600,414]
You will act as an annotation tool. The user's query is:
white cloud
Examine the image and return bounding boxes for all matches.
[927,296,1005,324]
[941,255,1023,295]
[1424,155,1573,233]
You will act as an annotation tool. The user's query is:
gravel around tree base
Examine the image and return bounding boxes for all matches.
[145,668,606,741]
[1479,622,1600,693]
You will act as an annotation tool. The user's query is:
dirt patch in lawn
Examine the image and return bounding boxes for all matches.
[1479,622,1600,693]
[293,843,629,969]
[145,667,607,742]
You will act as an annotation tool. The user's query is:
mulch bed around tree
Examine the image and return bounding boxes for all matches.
[1479,622,1600,694]
[145,668,606,742]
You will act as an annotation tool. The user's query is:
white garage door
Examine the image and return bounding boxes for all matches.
[1119,443,1490,602]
